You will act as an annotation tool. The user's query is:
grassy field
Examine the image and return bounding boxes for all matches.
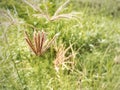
[0,0,120,90]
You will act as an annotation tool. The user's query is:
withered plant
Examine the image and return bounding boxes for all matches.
[25,31,59,56]
[53,43,77,72]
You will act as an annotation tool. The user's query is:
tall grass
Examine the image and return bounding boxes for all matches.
[0,0,120,90]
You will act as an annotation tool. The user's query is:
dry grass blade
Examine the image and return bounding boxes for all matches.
[51,12,78,21]
[33,31,38,53]
[40,32,45,52]
[43,33,60,53]
[23,0,49,21]
[50,14,71,21]
[37,31,41,55]
[0,9,20,26]
[25,31,37,55]
[23,0,42,12]
[53,0,70,16]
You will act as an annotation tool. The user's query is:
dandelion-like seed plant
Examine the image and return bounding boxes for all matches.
[24,0,79,21]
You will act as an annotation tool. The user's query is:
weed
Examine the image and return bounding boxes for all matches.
[25,31,59,56]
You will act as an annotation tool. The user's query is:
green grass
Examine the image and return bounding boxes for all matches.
[0,0,120,90]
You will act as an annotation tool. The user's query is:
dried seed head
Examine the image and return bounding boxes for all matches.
[54,43,76,72]
[25,31,59,56]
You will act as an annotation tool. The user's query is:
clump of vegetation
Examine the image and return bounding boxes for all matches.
[0,0,120,90]
[54,43,76,72]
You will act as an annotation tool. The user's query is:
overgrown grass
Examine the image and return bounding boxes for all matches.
[0,0,120,90]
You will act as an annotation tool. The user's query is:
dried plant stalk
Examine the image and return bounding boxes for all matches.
[54,43,77,72]
[25,31,59,56]
[53,0,70,16]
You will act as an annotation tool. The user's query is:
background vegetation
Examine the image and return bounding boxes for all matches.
[0,0,120,90]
